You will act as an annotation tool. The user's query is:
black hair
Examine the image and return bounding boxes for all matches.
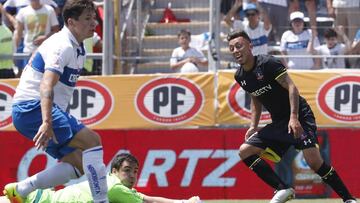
[290,20,308,32]
[245,9,259,15]
[227,30,251,43]
[177,29,191,38]
[324,28,337,39]
[111,153,139,171]
[63,0,96,25]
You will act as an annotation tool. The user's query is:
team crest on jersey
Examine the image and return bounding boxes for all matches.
[317,75,360,123]
[255,69,264,81]
[67,79,113,126]
[0,82,16,129]
[135,77,204,125]
[228,82,271,122]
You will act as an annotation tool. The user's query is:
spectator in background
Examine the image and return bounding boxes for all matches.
[3,0,58,31]
[221,0,237,19]
[327,0,360,40]
[82,32,102,75]
[290,0,318,32]
[53,0,67,28]
[3,0,59,76]
[224,2,272,56]
[310,26,352,69]
[170,29,208,73]
[258,0,288,44]
[350,28,360,68]
[14,0,59,77]
[280,11,321,69]
[0,3,15,79]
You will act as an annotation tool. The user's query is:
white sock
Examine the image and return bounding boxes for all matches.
[17,162,80,197]
[82,146,108,203]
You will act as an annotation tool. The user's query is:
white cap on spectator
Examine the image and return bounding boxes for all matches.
[290,11,304,21]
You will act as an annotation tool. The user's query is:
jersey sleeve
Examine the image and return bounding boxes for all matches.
[108,183,144,203]
[265,56,287,80]
[170,48,179,65]
[192,48,207,62]
[43,45,72,75]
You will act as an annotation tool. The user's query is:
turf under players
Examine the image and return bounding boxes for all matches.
[227,30,357,203]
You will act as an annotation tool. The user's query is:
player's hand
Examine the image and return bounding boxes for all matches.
[288,117,303,139]
[244,126,258,141]
[33,122,58,150]
[33,35,47,46]
[187,196,201,203]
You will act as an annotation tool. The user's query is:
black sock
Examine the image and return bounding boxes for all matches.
[316,162,354,201]
[243,154,289,190]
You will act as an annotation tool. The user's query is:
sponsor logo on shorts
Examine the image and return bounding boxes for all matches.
[317,76,360,122]
[303,138,312,146]
[135,77,204,125]
[67,79,113,126]
[228,82,271,121]
[0,82,15,129]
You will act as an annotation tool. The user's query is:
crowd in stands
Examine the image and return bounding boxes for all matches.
[0,0,103,79]
[222,0,360,70]
[1,0,360,78]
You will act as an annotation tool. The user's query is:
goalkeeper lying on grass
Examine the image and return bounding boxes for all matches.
[1,153,201,203]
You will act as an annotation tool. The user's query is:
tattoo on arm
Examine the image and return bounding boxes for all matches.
[276,73,299,116]
[276,74,290,90]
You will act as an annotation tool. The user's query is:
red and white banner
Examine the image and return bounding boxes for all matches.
[0,129,359,199]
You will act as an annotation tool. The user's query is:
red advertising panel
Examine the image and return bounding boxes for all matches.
[0,129,358,199]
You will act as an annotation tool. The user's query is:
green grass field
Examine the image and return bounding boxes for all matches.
[204,199,343,203]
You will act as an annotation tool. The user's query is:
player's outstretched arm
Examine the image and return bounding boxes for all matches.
[143,195,201,203]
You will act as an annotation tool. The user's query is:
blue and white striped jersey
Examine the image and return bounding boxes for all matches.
[13,26,86,111]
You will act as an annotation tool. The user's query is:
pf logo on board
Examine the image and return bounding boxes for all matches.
[67,80,113,126]
[135,77,204,125]
[228,82,271,121]
[317,76,360,122]
[0,82,15,129]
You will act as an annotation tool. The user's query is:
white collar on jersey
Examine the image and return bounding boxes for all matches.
[62,26,81,47]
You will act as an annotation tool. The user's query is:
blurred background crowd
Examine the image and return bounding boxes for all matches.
[0,0,360,78]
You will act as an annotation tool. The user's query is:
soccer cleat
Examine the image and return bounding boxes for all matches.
[344,200,357,203]
[3,183,25,203]
[270,188,295,203]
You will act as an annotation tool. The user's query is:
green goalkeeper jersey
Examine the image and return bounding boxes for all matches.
[25,174,144,203]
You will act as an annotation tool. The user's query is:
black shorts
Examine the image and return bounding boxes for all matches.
[245,116,318,162]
